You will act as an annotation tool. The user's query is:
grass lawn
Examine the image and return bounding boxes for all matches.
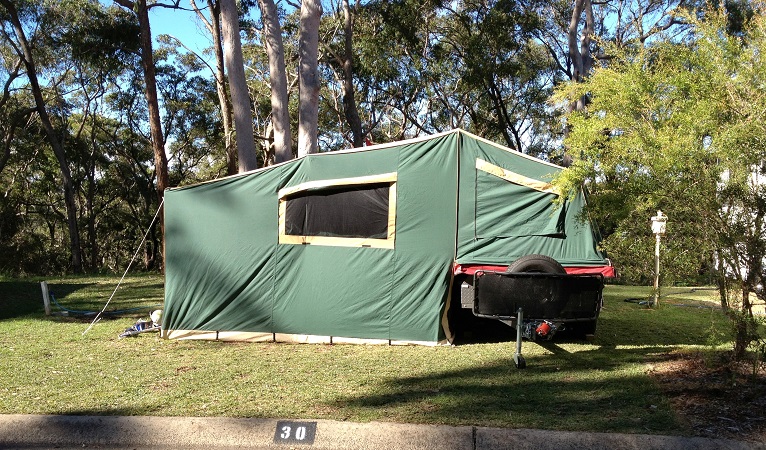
[0,275,732,435]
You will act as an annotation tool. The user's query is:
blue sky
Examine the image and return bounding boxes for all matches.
[149,5,212,57]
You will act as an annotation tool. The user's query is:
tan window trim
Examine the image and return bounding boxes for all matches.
[278,173,397,249]
[476,159,559,195]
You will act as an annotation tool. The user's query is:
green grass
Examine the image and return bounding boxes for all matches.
[0,276,733,435]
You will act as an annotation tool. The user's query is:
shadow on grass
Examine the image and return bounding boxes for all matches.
[0,276,164,322]
[451,290,731,349]
[0,280,94,320]
[325,346,682,434]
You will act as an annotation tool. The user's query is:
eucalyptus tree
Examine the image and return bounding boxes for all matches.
[321,0,363,147]
[189,0,238,175]
[297,0,322,156]
[220,0,259,171]
[432,0,559,154]
[352,0,561,156]
[0,103,61,274]
[0,58,31,175]
[154,44,230,183]
[112,0,171,205]
[97,77,167,271]
[343,0,436,142]
[0,0,136,273]
[257,0,292,161]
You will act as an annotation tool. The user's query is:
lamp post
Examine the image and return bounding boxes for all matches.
[650,210,667,308]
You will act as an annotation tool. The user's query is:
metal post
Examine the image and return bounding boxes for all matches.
[650,210,667,309]
[40,281,51,316]
[513,307,526,369]
[654,233,661,308]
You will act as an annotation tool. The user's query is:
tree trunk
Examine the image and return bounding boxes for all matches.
[193,0,237,175]
[134,0,170,272]
[86,150,99,271]
[258,0,292,163]
[220,0,259,172]
[567,0,594,110]
[733,283,754,359]
[1,0,83,273]
[562,0,595,166]
[341,0,363,148]
[298,0,322,157]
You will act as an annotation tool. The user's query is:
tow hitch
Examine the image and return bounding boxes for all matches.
[472,271,604,369]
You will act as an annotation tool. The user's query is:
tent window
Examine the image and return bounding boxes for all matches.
[279,173,397,248]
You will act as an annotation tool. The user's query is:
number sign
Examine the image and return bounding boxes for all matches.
[273,420,317,445]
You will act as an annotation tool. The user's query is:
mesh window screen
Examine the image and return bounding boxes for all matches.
[284,183,390,239]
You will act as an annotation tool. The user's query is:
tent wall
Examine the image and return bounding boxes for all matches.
[164,167,282,334]
[163,133,459,343]
[456,133,607,267]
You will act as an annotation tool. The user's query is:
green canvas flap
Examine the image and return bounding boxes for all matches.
[475,167,566,238]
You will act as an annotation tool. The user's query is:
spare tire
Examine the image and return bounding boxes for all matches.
[506,254,565,274]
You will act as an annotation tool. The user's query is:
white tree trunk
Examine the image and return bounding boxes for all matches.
[258,0,292,163]
[298,0,322,157]
[191,0,237,175]
[220,0,258,171]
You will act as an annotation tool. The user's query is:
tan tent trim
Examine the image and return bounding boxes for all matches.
[475,158,559,195]
[277,172,397,198]
[160,329,274,342]
[162,329,447,346]
[278,172,397,249]
[278,235,396,249]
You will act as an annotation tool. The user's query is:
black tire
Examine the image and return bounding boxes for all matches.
[506,254,566,274]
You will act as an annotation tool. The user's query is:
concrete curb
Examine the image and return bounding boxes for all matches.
[0,415,763,450]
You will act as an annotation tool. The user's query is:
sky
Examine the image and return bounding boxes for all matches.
[148,4,213,58]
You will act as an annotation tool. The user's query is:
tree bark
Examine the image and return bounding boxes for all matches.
[135,0,170,201]
[298,0,322,157]
[113,0,170,269]
[341,0,363,148]
[192,0,237,175]
[568,0,594,110]
[220,0,259,171]
[258,0,292,163]
[1,0,83,273]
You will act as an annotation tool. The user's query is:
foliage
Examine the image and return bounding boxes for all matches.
[554,5,766,358]
[0,0,708,275]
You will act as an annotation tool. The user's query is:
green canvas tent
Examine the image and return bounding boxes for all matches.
[162,129,611,344]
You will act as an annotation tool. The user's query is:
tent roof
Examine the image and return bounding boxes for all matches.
[166,129,563,192]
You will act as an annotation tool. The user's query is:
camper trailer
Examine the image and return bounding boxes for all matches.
[162,130,613,347]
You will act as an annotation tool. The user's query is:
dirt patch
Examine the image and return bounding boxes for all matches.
[647,350,766,442]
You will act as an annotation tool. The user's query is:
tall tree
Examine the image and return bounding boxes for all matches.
[113,0,170,264]
[220,0,259,171]
[190,0,238,175]
[567,0,594,111]
[338,0,363,147]
[0,0,84,273]
[258,0,292,162]
[297,0,322,156]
